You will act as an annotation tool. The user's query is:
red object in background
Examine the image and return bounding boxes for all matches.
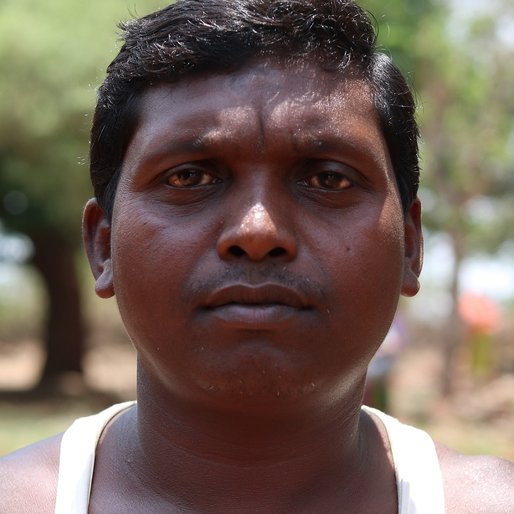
[458,292,502,335]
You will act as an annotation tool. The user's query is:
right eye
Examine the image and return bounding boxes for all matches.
[166,168,220,188]
[301,171,353,191]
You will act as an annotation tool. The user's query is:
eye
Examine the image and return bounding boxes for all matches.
[300,171,352,191]
[166,168,220,188]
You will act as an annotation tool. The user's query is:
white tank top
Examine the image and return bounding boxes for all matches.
[54,403,445,513]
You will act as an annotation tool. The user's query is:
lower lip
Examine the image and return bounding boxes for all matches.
[204,304,306,329]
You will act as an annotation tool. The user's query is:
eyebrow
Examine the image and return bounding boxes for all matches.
[290,131,389,171]
[133,137,375,180]
[128,108,388,177]
[141,128,377,157]
[294,137,349,154]
[151,135,208,155]
[126,133,211,172]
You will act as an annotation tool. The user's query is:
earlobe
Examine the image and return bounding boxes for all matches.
[401,197,423,297]
[82,198,115,299]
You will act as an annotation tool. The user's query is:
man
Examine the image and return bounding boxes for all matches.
[1,0,513,512]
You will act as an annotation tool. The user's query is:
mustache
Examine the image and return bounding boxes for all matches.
[187,267,326,303]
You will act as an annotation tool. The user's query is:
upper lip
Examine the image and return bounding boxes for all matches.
[203,284,311,309]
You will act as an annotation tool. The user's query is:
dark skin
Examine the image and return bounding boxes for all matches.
[1,59,513,513]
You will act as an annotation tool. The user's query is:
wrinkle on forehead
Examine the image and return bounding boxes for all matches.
[200,105,266,150]
[200,71,374,153]
[224,65,375,153]
[137,59,374,137]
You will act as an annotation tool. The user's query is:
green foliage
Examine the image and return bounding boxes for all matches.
[364,0,514,258]
[0,0,165,240]
[361,0,440,75]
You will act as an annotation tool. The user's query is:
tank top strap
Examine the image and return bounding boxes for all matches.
[54,401,136,514]
[362,406,445,514]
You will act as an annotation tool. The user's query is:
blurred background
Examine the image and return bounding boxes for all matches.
[0,0,513,458]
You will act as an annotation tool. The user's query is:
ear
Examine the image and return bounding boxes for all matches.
[82,198,114,299]
[401,197,423,297]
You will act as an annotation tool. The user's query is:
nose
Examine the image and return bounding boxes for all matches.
[217,202,297,261]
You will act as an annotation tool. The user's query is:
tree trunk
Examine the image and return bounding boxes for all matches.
[440,229,466,397]
[30,231,85,387]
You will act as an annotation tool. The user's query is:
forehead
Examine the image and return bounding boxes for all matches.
[123,59,391,177]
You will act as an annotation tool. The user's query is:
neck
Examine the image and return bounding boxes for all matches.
[112,365,392,512]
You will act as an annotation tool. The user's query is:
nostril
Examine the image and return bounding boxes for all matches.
[227,245,287,258]
[228,245,246,257]
[268,247,286,257]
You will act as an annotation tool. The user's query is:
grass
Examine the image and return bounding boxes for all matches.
[0,400,94,455]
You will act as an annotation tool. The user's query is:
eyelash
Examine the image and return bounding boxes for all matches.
[298,171,353,191]
[164,163,355,191]
[166,168,221,188]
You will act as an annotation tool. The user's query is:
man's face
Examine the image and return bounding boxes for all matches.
[85,59,421,415]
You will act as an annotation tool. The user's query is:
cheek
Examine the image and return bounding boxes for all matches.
[361,207,405,320]
[109,203,210,337]
[320,201,405,349]
[357,194,404,272]
[113,197,213,274]
[314,197,405,287]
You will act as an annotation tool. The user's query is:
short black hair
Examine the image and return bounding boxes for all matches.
[90,0,419,217]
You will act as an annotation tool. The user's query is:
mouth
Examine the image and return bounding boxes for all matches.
[202,284,312,328]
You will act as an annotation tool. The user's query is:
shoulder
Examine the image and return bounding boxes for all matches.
[436,442,514,514]
[0,434,62,514]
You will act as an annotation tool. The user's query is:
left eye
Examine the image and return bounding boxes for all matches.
[300,172,352,190]
[166,169,219,188]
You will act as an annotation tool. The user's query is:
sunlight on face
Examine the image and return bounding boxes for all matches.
[239,202,278,237]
